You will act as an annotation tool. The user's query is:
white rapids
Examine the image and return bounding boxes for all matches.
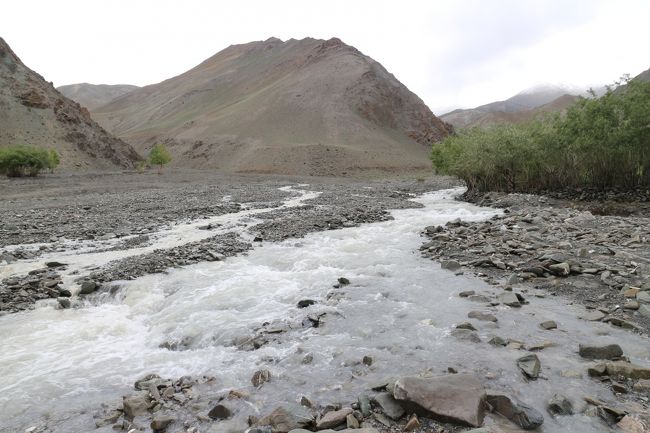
[1,187,649,433]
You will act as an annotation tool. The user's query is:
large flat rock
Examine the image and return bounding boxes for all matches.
[393,374,486,427]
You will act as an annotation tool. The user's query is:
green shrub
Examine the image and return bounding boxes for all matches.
[431,78,650,192]
[135,160,148,173]
[0,146,55,177]
[148,143,171,173]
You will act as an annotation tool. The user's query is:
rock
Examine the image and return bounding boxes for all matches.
[338,277,350,285]
[623,287,641,298]
[79,280,97,294]
[301,353,314,364]
[316,407,353,430]
[578,344,623,360]
[632,379,650,393]
[637,291,650,304]
[346,413,359,429]
[57,297,71,308]
[488,336,507,346]
[459,290,475,297]
[605,361,650,379]
[358,394,371,416]
[208,404,232,420]
[288,429,379,433]
[123,392,151,420]
[617,414,649,433]
[468,295,491,303]
[45,261,66,268]
[588,363,608,377]
[441,260,461,271]
[373,392,405,420]
[393,374,486,427]
[257,405,314,432]
[497,292,520,307]
[516,354,541,379]
[624,301,640,310]
[580,310,606,321]
[134,373,161,390]
[487,394,544,430]
[547,394,573,416]
[548,262,570,276]
[456,322,477,331]
[150,414,175,431]
[404,414,421,431]
[468,311,497,322]
[540,320,557,330]
[300,396,313,408]
[450,328,481,343]
[362,355,373,366]
[251,369,272,387]
[296,299,316,308]
[639,304,650,319]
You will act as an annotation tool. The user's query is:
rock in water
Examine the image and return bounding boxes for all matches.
[441,260,461,271]
[547,394,573,416]
[79,280,98,294]
[316,407,353,429]
[498,292,521,307]
[251,369,272,387]
[393,374,486,427]
[150,414,175,431]
[579,344,623,360]
[373,392,405,419]
[122,392,151,420]
[516,354,541,379]
[208,404,232,420]
[605,361,650,380]
[257,405,314,432]
[487,394,544,430]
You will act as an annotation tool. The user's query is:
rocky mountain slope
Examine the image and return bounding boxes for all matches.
[441,85,581,129]
[0,38,140,170]
[58,83,138,110]
[92,37,451,175]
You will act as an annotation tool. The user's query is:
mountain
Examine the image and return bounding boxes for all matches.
[57,83,139,110]
[92,37,451,175]
[0,38,140,169]
[441,85,582,129]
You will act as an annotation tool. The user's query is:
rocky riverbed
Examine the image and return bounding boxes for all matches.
[1,174,650,433]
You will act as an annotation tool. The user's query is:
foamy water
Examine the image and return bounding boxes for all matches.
[1,187,648,432]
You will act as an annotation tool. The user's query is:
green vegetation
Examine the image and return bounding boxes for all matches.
[431,78,650,192]
[135,160,148,173]
[0,146,60,177]
[148,143,171,173]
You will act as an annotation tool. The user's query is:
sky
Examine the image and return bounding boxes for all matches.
[3,0,649,114]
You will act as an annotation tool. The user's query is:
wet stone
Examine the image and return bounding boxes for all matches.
[579,344,624,360]
[516,354,541,379]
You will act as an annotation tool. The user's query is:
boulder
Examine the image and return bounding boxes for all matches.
[208,404,232,420]
[450,328,481,343]
[468,311,498,322]
[578,344,623,360]
[548,262,570,276]
[373,392,405,420]
[487,394,544,430]
[316,407,352,430]
[79,280,98,294]
[605,361,650,380]
[547,394,573,416]
[497,292,521,307]
[540,320,557,330]
[257,405,314,433]
[441,260,461,271]
[393,374,486,427]
[123,392,151,420]
[580,310,606,321]
[516,354,541,379]
[150,414,175,431]
[252,369,272,387]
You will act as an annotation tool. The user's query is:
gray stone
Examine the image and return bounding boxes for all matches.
[456,322,477,331]
[358,394,371,416]
[251,369,272,387]
[441,260,461,271]
[497,292,521,307]
[150,414,175,431]
[547,394,573,416]
[516,354,541,379]
[316,407,353,430]
[393,374,486,427]
[459,290,475,297]
[605,361,650,379]
[580,310,606,321]
[450,328,481,343]
[373,392,405,420]
[487,394,544,430]
[637,291,650,304]
[548,262,570,276]
[123,392,151,420]
[257,405,314,433]
[468,311,498,322]
[579,344,623,360]
[639,304,650,319]
[79,280,97,294]
[540,320,557,330]
[208,404,232,420]
[57,297,71,308]
[488,336,507,346]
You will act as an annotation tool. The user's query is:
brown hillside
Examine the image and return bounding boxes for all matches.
[0,38,140,170]
[58,83,139,110]
[93,37,451,175]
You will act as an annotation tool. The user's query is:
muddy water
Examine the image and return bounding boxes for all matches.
[1,188,648,432]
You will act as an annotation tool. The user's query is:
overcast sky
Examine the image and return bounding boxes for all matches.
[3,0,648,113]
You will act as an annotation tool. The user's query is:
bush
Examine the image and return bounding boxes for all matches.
[148,143,171,173]
[431,78,650,192]
[0,146,57,177]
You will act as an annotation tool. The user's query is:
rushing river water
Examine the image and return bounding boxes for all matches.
[1,187,649,432]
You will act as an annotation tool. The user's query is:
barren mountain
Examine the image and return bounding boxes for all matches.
[93,37,451,175]
[58,83,139,110]
[0,38,140,170]
[441,85,581,129]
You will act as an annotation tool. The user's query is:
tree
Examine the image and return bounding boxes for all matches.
[0,146,51,177]
[148,144,171,174]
